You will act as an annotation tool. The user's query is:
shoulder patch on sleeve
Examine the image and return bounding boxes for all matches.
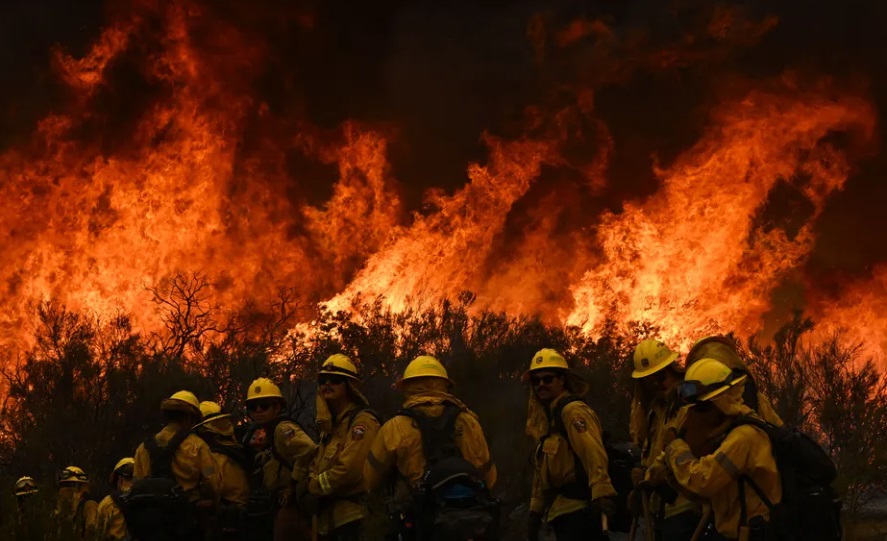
[572,417,587,433]
[352,425,367,440]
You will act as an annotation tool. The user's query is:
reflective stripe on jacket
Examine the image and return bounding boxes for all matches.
[308,404,380,534]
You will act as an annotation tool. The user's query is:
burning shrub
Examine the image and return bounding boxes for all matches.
[0,292,885,539]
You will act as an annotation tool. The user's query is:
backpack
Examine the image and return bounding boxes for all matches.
[242,416,312,472]
[731,416,841,541]
[196,431,252,474]
[398,402,500,541]
[239,416,314,539]
[73,491,98,537]
[545,396,634,532]
[118,429,196,541]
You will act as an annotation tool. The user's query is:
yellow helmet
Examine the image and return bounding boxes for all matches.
[247,377,284,402]
[14,476,38,497]
[194,401,232,428]
[686,335,745,371]
[160,390,201,416]
[199,401,223,418]
[678,358,748,403]
[318,354,361,381]
[632,339,679,379]
[113,457,135,472]
[58,466,89,485]
[110,458,134,483]
[397,355,452,387]
[526,348,569,375]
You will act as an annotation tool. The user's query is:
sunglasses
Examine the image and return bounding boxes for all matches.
[318,374,347,386]
[649,370,668,383]
[531,374,558,387]
[246,400,277,412]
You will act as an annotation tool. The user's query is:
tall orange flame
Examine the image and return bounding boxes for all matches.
[0,0,883,365]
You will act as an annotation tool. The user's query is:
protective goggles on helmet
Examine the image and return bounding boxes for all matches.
[15,478,38,496]
[114,463,134,478]
[58,469,88,483]
[678,372,746,404]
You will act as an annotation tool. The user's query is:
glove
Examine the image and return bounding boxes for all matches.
[663,427,679,446]
[294,478,309,501]
[295,478,320,516]
[527,511,543,541]
[655,482,679,505]
[664,465,679,490]
[298,492,321,516]
[642,462,667,489]
[594,497,618,518]
[278,485,293,507]
[631,466,645,487]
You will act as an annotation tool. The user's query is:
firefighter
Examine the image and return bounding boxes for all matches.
[297,354,380,541]
[96,457,134,540]
[242,377,316,541]
[14,476,38,512]
[133,390,221,506]
[56,466,99,538]
[194,401,251,540]
[663,358,782,541]
[684,336,783,426]
[629,339,700,540]
[525,348,617,541]
[14,475,40,534]
[363,355,497,539]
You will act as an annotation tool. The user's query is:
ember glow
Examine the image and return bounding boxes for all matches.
[1,1,884,362]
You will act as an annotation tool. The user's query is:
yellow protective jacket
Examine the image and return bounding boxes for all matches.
[364,386,497,494]
[133,423,221,502]
[665,395,782,539]
[754,390,783,426]
[631,394,685,468]
[245,418,316,493]
[529,393,617,522]
[96,494,126,540]
[633,392,698,519]
[307,403,381,534]
[56,487,98,537]
[212,446,251,507]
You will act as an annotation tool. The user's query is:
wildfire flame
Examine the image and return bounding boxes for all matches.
[0,1,883,364]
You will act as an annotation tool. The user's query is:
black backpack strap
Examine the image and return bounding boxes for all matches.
[197,432,252,472]
[109,489,123,508]
[398,402,462,465]
[75,493,90,535]
[146,428,192,478]
[730,415,777,524]
[549,395,586,436]
[546,396,591,499]
[348,407,381,428]
[214,442,251,471]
